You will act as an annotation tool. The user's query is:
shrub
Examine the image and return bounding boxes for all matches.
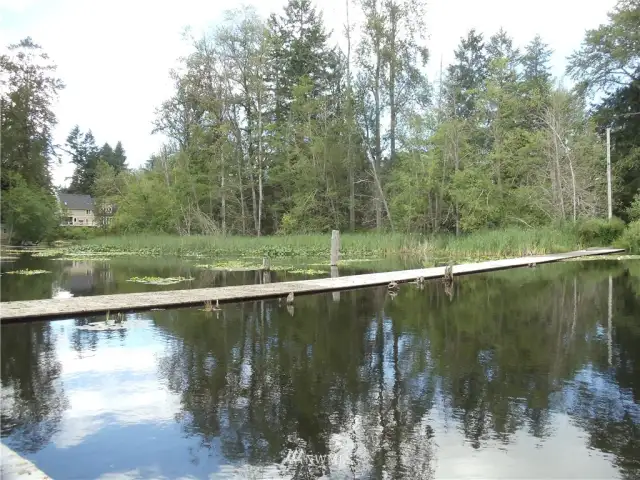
[616,221,640,254]
[627,193,640,222]
[575,217,626,246]
[1,173,59,244]
[54,226,103,242]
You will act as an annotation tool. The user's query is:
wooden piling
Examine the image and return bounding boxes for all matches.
[330,230,340,266]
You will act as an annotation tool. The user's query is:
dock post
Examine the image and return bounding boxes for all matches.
[330,230,340,266]
[262,257,271,284]
[331,266,340,302]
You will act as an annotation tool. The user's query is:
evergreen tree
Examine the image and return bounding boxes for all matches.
[66,126,99,194]
[445,29,487,119]
[0,37,64,191]
[521,35,553,87]
[111,141,128,172]
[267,0,335,120]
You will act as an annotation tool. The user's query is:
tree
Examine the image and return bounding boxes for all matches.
[0,37,64,191]
[356,0,392,230]
[92,160,125,230]
[445,29,487,119]
[98,141,128,173]
[567,0,640,217]
[1,173,59,243]
[266,0,336,120]
[66,126,99,194]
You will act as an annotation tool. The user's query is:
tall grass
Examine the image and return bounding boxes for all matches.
[75,233,422,258]
[421,226,580,260]
[73,227,586,260]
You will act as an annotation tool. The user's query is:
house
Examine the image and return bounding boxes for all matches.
[57,193,117,228]
[57,193,98,227]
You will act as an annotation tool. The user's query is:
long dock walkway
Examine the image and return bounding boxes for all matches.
[0,248,624,322]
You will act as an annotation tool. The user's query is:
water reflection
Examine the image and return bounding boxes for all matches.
[0,255,409,302]
[1,261,638,479]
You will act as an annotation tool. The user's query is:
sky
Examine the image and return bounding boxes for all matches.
[0,0,617,187]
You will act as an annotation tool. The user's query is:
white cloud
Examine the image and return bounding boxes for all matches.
[0,0,616,187]
[52,331,181,449]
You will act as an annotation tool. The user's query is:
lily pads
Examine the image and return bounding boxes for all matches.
[286,268,326,275]
[53,256,112,261]
[195,261,261,271]
[127,276,194,285]
[32,250,64,257]
[3,269,51,275]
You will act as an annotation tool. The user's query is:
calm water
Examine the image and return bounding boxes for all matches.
[1,260,639,479]
[0,254,419,302]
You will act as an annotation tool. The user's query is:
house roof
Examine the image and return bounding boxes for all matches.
[58,193,94,210]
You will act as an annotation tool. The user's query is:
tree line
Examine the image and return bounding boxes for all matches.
[0,37,128,241]
[1,0,639,240]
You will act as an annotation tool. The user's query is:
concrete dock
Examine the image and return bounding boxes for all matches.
[0,248,624,323]
[0,443,51,479]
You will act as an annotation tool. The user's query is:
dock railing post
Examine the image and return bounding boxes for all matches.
[330,230,340,267]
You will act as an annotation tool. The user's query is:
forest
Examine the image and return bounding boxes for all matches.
[1,0,639,247]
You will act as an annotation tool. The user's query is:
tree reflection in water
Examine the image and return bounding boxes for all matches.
[1,321,69,453]
[0,261,638,478]
[151,261,639,478]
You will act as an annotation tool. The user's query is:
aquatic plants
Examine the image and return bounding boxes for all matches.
[126,276,194,285]
[286,268,326,275]
[74,233,420,258]
[195,261,261,271]
[3,269,51,275]
[52,256,112,261]
[31,249,64,257]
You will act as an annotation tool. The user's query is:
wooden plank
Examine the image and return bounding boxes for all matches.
[0,248,624,323]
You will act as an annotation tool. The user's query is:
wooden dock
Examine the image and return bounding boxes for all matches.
[0,248,624,323]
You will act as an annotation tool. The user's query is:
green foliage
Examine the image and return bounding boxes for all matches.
[421,226,579,260]
[70,227,582,262]
[0,174,59,244]
[54,226,102,242]
[627,193,640,221]
[110,171,179,234]
[66,127,128,195]
[0,37,64,192]
[568,0,640,217]
[616,220,640,254]
[75,233,419,258]
[3,269,51,275]
[127,276,193,285]
[575,217,626,246]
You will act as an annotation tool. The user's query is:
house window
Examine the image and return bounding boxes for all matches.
[65,217,72,225]
[73,218,76,223]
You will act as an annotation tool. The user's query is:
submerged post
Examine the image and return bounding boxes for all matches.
[330,230,340,266]
[331,266,340,302]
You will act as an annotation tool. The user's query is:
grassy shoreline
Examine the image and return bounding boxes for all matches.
[63,227,593,261]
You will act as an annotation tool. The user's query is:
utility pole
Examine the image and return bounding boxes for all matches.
[607,127,612,220]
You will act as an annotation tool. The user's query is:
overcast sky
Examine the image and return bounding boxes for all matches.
[0,0,616,187]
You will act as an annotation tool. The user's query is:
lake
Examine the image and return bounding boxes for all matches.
[1,256,639,479]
